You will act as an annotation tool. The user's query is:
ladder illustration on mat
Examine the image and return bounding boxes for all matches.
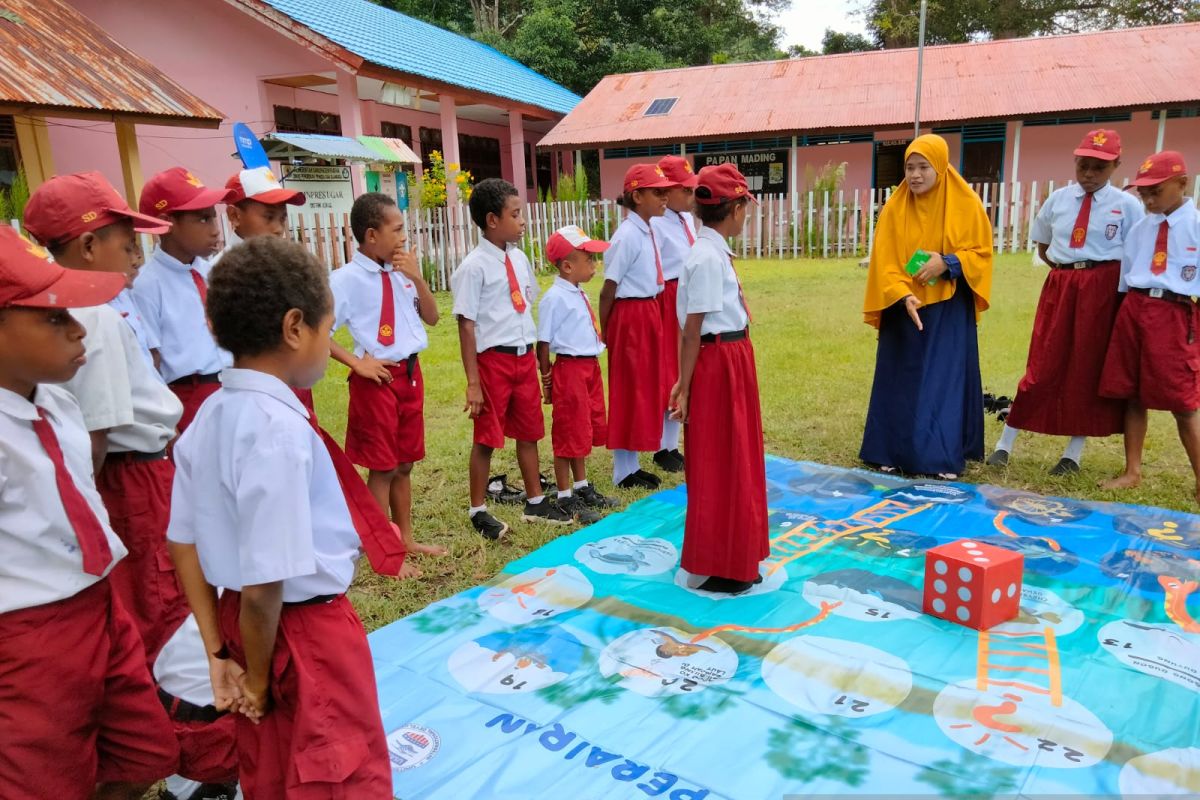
[765,499,934,575]
[976,626,1063,708]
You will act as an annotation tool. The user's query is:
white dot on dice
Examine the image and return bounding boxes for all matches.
[932,598,946,613]
[934,579,947,594]
[973,557,989,563]
[991,588,1001,603]
[961,541,976,548]
[934,560,947,575]
[958,567,972,582]
[1007,583,1017,598]
[956,606,969,621]
[958,587,971,602]
[967,549,983,556]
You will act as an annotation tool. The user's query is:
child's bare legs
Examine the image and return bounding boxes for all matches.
[1174,409,1200,504]
[93,783,151,800]
[554,456,587,493]
[515,440,543,500]
[1101,402,1147,490]
[389,463,448,557]
[367,467,421,578]
[469,443,494,508]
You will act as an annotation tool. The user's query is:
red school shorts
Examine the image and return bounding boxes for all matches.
[0,580,179,799]
[474,348,545,449]
[551,355,608,459]
[97,454,189,667]
[169,378,221,436]
[1100,290,1200,414]
[346,359,426,470]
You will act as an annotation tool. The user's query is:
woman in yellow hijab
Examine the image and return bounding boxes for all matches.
[860,134,994,478]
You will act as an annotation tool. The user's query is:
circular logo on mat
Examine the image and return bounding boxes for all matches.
[387,724,440,773]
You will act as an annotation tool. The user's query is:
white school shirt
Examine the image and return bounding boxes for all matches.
[109,289,160,375]
[1119,201,1200,295]
[330,250,428,360]
[651,208,697,281]
[167,369,361,602]
[132,248,231,383]
[605,214,664,299]
[451,238,539,352]
[60,305,182,454]
[537,276,605,357]
[1031,182,1144,265]
[0,384,127,614]
[678,226,750,336]
[155,613,215,706]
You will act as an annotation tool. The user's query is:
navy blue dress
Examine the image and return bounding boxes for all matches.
[859,260,984,475]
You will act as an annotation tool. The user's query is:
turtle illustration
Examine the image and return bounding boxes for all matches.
[585,543,651,571]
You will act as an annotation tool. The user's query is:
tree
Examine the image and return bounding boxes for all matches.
[821,28,878,53]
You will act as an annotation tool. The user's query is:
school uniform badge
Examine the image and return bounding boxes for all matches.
[1105,224,1119,241]
[1183,264,1197,282]
[388,724,440,773]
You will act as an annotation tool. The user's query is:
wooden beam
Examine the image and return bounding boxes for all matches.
[115,120,144,208]
[0,104,222,129]
[263,74,337,89]
[12,115,54,191]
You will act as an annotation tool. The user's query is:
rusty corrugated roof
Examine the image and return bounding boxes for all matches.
[0,0,222,125]
[541,23,1200,149]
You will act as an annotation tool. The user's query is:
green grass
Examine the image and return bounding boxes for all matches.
[325,252,1199,628]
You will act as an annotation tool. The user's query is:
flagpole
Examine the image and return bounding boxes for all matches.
[914,0,928,139]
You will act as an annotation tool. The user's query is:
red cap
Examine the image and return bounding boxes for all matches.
[1073,129,1121,161]
[1131,151,1188,186]
[0,226,124,309]
[546,225,610,264]
[623,163,677,194]
[695,163,759,205]
[24,172,171,248]
[225,166,306,206]
[657,155,698,188]
[139,167,233,217]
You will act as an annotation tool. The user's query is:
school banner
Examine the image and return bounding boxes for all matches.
[694,150,788,195]
[370,456,1200,798]
[280,165,354,224]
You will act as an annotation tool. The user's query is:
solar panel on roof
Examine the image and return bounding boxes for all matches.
[644,98,678,117]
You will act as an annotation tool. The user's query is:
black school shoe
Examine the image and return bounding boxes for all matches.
[471,510,510,541]
[557,494,602,525]
[697,574,764,595]
[487,474,527,505]
[617,469,660,490]
[986,450,1010,467]
[577,483,620,508]
[521,498,574,525]
[653,449,685,473]
[1049,457,1081,476]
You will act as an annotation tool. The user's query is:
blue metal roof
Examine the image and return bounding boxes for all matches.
[259,0,581,115]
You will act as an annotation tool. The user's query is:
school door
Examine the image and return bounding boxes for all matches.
[960,140,1004,184]
[873,141,910,190]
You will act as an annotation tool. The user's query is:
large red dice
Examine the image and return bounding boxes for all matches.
[923,539,1023,630]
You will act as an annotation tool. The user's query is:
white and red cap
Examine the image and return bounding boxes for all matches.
[545,225,610,264]
[225,166,306,206]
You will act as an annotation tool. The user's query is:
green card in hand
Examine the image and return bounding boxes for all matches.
[905,250,935,285]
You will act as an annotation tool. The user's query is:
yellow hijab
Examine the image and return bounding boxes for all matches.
[862,134,993,328]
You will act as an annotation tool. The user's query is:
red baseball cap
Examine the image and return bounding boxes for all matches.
[24,172,171,248]
[1073,129,1121,161]
[623,163,678,194]
[546,225,610,264]
[225,166,306,206]
[139,167,233,217]
[695,163,759,205]
[0,226,124,308]
[1131,151,1188,186]
[658,155,698,188]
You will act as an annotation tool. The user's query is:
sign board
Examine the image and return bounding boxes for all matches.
[281,165,353,224]
[693,150,789,195]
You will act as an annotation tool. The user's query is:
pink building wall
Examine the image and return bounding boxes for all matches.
[53,0,548,194]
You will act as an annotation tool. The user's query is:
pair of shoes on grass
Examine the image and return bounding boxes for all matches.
[653,448,684,473]
[617,469,662,490]
[472,482,619,541]
[987,450,1080,476]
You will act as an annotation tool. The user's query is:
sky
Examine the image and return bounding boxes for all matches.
[775,0,870,51]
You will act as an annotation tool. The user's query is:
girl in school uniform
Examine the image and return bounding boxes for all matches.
[860,134,994,478]
[670,163,769,595]
[599,163,680,489]
[990,130,1143,474]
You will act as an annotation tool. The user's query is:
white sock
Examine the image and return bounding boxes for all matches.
[574,479,589,490]
[613,449,639,483]
[469,504,487,517]
[558,489,573,499]
[995,424,1020,454]
[1062,436,1086,464]
[527,494,545,505]
[660,414,681,452]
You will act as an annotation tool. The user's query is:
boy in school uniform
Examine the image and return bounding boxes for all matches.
[0,226,179,799]
[453,178,574,540]
[24,172,190,666]
[1099,151,1200,504]
[329,192,446,571]
[168,236,402,798]
[537,225,619,523]
[650,155,699,473]
[133,167,234,433]
[990,130,1144,474]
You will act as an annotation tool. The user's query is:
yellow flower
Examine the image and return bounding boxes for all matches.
[448,163,460,172]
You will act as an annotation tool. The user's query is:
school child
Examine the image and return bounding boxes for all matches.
[0,225,179,799]
[133,167,234,433]
[536,225,620,522]
[599,163,680,488]
[670,163,769,594]
[24,172,190,666]
[1098,151,1200,504]
[650,154,699,472]
[168,236,403,797]
[990,130,1144,474]
[329,192,446,570]
[452,178,574,540]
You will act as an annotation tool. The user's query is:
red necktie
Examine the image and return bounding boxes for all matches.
[730,256,752,322]
[1069,192,1094,249]
[505,253,527,313]
[581,290,601,341]
[647,227,665,287]
[309,417,406,576]
[1151,220,1169,275]
[32,408,113,576]
[377,270,395,345]
[679,215,695,246]
[189,269,208,305]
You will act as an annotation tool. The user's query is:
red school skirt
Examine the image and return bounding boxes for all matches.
[681,336,770,583]
[658,279,681,409]
[1005,262,1126,436]
[606,297,664,452]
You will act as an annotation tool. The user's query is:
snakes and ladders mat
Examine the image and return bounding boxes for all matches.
[369,457,1200,799]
